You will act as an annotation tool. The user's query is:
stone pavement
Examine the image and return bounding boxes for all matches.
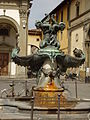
[0,98,90,120]
[63,80,90,99]
[0,113,30,120]
[0,79,90,119]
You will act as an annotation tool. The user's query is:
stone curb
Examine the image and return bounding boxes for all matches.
[1,101,90,112]
[0,113,88,120]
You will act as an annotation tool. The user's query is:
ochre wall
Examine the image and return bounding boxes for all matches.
[57,4,69,54]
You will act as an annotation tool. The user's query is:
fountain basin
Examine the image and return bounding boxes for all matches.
[33,81,76,108]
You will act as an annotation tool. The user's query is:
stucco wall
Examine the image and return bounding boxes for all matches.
[57,4,69,54]
[0,9,20,25]
[71,26,84,55]
[28,35,41,48]
[70,0,90,20]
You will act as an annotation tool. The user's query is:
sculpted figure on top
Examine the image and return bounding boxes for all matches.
[35,15,65,49]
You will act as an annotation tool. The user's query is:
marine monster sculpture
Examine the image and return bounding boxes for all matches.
[35,15,65,49]
[12,15,85,89]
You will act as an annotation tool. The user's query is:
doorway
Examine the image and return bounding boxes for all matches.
[0,53,9,76]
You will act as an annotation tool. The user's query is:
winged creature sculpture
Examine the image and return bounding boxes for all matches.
[11,15,85,88]
[12,46,85,88]
[12,47,49,73]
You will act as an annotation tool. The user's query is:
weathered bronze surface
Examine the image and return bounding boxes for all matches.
[12,15,85,108]
[12,15,85,88]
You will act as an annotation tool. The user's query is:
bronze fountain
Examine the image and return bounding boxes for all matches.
[12,15,85,108]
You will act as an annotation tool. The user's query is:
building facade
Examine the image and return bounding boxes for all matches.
[41,0,90,77]
[69,0,90,72]
[0,0,32,77]
[28,29,42,55]
[42,0,70,54]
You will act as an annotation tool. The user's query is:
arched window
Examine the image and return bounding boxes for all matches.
[0,28,9,36]
[31,45,39,54]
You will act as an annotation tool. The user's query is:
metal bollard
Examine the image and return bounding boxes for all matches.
[9,81,14,97]
[25,80,28,96]
[75,79,78,98]
[57,94,60,120]
[31,96,34,120]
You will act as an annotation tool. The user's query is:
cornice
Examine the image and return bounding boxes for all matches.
[70,9,90,23]
[0,5,20,9]
[68,18,90,31]
[0,0,32,9]
[28,29,42,36]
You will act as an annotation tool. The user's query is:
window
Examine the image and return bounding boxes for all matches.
[56,11,59,22]
[85,42,90,67]
[31,45,39,54]
[36,38,39,41]
[61,9,63,22]
[88,28,90,39]
[76,5,79,17]
[75,1,80,17]
[0,28,9,36]
[67,6,70,21]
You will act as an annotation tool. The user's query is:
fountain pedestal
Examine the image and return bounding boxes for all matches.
[33,81,65,108]
[11,15,85,109]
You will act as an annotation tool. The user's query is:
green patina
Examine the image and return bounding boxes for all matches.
[11,15,85,88]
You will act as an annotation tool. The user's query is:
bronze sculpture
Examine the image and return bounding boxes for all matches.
[12,15,85,89]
